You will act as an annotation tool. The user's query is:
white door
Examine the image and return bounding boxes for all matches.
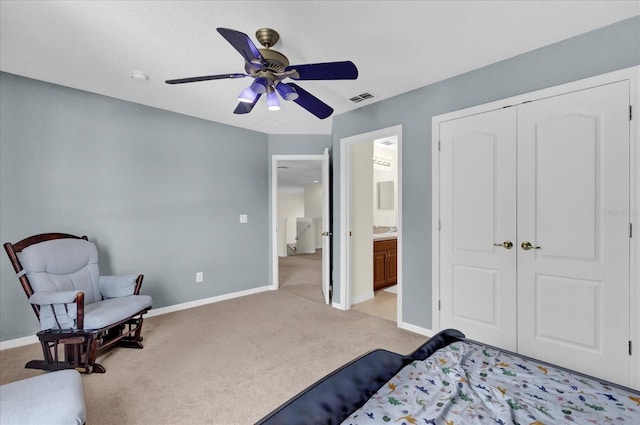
[439,107,518,350]
[517,81,631,385]
[321,148,331,304]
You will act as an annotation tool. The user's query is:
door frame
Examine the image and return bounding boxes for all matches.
[271,153,329,303]
[432,65,639,386]
[337,125,403,324]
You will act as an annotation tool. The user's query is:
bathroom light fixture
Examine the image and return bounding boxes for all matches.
[373,156,392,167]
[266,87,280,111]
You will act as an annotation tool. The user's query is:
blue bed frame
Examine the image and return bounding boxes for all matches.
[256,329,465,424]
[256,328,640,425]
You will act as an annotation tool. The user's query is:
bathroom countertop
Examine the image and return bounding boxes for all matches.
[373,233,397,241]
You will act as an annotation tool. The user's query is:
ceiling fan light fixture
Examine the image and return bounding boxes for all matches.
[237,86,258,103]
[266,87,280,111]
[276,83,298,101]
[250,77,268,94]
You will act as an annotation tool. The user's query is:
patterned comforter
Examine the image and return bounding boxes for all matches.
[342,341,640,425]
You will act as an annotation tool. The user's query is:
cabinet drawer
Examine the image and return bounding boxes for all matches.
[374,239,397,252]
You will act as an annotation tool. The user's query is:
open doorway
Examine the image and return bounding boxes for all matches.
[271,151,331,304]
[339,126,402,323]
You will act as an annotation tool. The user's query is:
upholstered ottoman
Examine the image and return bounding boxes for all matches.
[0,370,86,425]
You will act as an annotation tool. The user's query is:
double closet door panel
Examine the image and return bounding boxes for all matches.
[439,107,518,351]
[439,80,631,385]
[517,81,631,386]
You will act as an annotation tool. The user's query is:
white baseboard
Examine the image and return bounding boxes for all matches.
[1,286,433,350]
[145,285,274,318]
[398,321,433,337]
[351,291,374,305]
[0,334,39,351]
[332,301,347,311]
[0,285,275,351]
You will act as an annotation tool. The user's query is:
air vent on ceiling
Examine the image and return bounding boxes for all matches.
[349,92,375,103]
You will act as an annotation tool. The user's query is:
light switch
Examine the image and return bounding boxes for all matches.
[240,214,248,223]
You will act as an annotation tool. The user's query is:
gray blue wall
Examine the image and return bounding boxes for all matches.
[331,16,640,329]
[0,73,270,341]
[1,16,638,342]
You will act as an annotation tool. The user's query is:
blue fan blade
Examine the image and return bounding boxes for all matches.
[217,28,263,64]
[165,73,246,84]
[287,83,334,119]
[285,61,358,80]
[233,94,262,114]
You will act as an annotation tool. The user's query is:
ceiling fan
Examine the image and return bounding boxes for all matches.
[165,27,358,119]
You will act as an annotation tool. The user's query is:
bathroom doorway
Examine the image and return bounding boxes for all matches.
[339,125,402,323]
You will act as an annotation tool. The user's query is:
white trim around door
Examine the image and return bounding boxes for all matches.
[337,125,403,326]
[271,153,329,302]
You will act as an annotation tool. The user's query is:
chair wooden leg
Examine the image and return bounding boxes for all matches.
[120,316,145,349]
[84,337,105,373]
[26,330,104,374]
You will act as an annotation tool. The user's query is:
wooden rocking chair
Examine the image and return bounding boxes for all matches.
[4,233,153,373]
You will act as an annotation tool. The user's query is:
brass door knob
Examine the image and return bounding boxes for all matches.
[521,241,541,251]
[493,241,513,250]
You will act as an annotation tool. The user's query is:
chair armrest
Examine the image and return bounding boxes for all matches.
[28,291,83,331]
[28,290,81,305]
[98,275,138,299]
[134,274,144,295]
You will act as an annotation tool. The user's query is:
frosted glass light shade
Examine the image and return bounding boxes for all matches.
[250,77,268,94]
[237,86,258,103]
[266,89,280,111]
[276,83,298,101]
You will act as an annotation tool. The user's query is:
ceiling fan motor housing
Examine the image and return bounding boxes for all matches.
[245,28,291,83]
[245,48,290,78]
[255,28,280,48]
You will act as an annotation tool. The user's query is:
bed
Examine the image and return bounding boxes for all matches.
[256,329,640,424]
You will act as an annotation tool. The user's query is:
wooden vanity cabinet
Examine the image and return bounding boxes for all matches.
[373,238,397,290]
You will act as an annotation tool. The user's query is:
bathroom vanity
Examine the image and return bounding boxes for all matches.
[373,236,397,290]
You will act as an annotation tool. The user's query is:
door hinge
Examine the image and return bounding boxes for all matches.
[631,223,633,238]
[438,140,441,151]
[438,300,441,311]
[630,105,633,121]
[629,340,632,356]
[438,220,441,231]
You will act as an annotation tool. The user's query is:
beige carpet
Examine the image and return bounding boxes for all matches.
[278,249,324,303]
[0,264,425,424]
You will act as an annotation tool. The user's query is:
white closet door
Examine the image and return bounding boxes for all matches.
[517,81,631,385]
[439,107,517,350]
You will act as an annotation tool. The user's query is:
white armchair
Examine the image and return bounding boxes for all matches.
[4,233,152,374]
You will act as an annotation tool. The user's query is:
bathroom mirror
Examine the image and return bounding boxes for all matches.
[378,181,394,210]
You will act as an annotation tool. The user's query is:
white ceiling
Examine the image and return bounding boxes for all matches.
[1,1,638,135]
[277,159,322,193]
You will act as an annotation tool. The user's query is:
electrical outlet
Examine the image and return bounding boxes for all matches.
[196,272,204,283]
[240,214,248,223]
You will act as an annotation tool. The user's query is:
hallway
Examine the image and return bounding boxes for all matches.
[279,250,397,322]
